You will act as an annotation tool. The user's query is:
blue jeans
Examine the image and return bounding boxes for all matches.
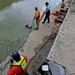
[26,72,29,75]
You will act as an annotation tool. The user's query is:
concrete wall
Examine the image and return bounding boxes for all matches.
[47,0,75,75]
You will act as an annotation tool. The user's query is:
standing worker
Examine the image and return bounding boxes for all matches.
[42,2,50,24]
[33,7,40,30]
[60,0,66,8]
[7,51,29,75]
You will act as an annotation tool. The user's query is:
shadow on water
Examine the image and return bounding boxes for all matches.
[0,0,61,66]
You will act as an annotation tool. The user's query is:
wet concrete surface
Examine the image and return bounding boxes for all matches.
[27,0,72,74]
[28,33,57,75]
[0,0,71,74]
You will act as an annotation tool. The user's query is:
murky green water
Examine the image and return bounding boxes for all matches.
[0,0,61,63]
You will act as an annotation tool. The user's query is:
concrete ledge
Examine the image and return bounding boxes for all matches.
[0,0,72,75]
[47,0,75,75]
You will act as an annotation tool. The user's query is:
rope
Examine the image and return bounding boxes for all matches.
[39,12,45,22]
[27,0,74,68]
[0,20,35,70]
[27,30,54,68]
[0,0,73,70]
[27,16,57,68]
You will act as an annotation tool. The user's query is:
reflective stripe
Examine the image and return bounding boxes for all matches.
[14,56,27,70]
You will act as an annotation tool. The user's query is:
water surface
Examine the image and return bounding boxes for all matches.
[0,0,61,63]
